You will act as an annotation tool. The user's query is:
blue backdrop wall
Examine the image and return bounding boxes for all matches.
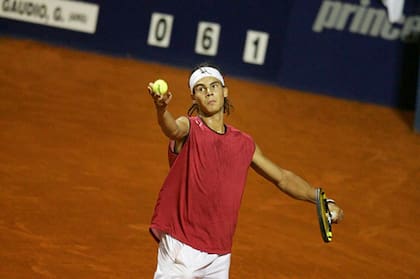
[0,0,419,109]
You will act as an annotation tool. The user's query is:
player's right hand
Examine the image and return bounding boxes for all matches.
[148,82,173,109]
[328,203,344,224]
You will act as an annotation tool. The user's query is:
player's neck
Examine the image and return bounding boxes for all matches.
[199,113,225,134]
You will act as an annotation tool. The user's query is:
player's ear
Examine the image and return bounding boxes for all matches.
[223,86,228,98]
[190,94,197,104]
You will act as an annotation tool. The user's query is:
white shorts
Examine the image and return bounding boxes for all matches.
[154,234,231,279]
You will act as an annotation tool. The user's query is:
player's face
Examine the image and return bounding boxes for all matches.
[192,77,227,116]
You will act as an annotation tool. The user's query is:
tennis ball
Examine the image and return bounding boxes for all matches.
[152,79,168,95]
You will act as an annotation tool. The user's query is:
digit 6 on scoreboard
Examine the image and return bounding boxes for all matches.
[195,21,221,56]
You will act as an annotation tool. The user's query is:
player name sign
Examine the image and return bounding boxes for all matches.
[0,0,99,34]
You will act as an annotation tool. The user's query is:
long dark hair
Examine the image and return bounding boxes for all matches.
[187,62,234,116]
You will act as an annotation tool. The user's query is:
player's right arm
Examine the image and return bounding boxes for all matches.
[251,144,343,223]
[148,83,189,141]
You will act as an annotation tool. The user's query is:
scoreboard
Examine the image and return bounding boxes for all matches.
[0,0,418,109]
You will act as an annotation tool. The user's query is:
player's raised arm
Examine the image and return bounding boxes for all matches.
[147,81,189,140]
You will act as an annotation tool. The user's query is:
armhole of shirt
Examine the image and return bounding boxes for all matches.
[247,134,256,166]
[169,117,191,154]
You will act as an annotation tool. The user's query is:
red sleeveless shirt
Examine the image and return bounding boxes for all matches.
[150,116,255,254]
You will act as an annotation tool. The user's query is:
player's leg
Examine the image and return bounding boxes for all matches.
[153,234,231,279]
[174,240,231,278]
[199,253,231,279]
[154,234,187,278]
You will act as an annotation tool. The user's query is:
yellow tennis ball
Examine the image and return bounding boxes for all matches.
[152,79,168,95]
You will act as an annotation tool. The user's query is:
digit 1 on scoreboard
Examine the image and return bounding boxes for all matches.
[242,30,269,65]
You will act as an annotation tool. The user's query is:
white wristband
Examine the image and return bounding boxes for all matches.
[326,198,336,204]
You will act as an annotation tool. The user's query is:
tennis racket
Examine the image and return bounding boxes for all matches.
[316,188,333,243]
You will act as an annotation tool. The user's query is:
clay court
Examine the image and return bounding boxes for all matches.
[0,37,419,278]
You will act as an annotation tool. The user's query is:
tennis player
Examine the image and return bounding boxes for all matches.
[147,63,344,278]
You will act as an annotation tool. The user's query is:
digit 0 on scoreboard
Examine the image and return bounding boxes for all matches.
[147,12,174,48]
[195,21,221,56]
[243,30,270,65]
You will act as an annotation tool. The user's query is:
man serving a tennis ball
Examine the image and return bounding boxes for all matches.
[146,64,344,278]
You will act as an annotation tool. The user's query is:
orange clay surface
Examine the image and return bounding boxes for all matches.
[0,37,419,278]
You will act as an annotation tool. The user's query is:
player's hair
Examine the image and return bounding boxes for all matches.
[187,62,233,116]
